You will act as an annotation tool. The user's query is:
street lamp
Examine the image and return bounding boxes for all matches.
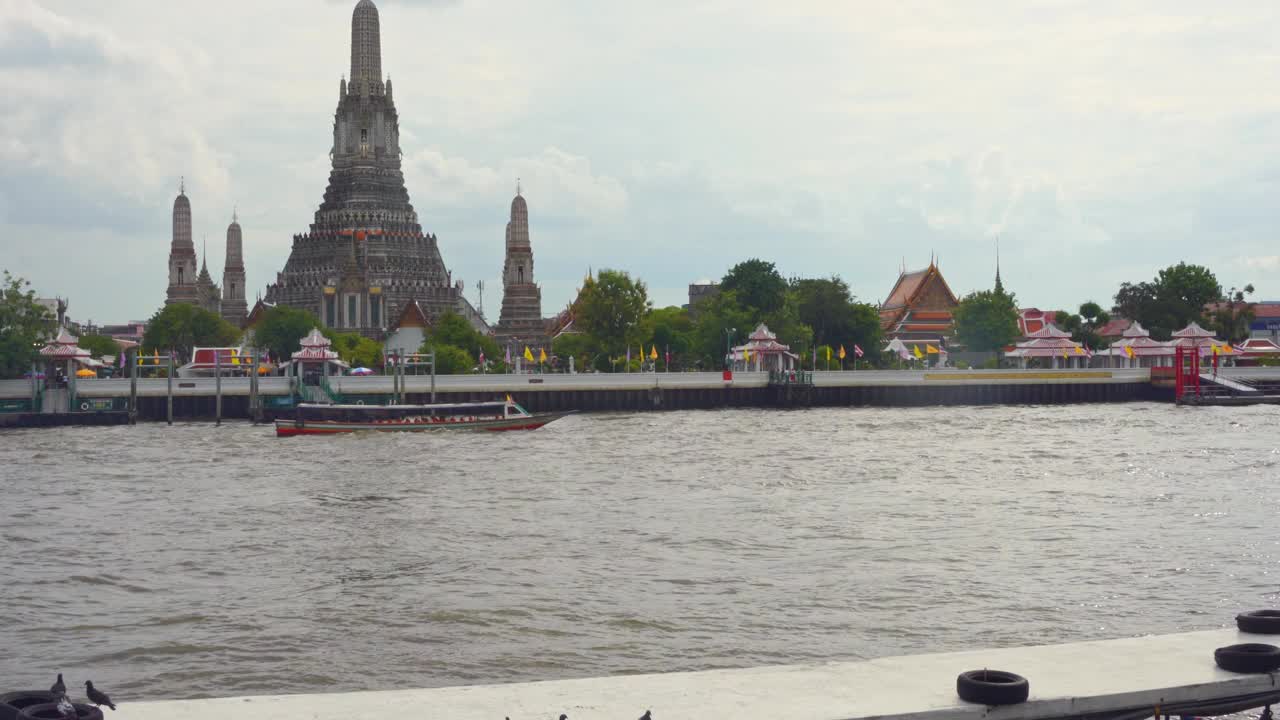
[724,327,736,369]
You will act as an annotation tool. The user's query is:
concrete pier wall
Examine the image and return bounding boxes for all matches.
[19,368,1280,421]
[118,629,1280,720]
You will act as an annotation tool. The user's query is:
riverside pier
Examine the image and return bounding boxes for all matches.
[114,629,1280,719]
[6,368,1280,424]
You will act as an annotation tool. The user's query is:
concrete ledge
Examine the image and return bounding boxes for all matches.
[118,629,1279,720]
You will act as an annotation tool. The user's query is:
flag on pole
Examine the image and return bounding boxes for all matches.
[744,347,751,364]
[504,346,511,364]
[1211,344,1220,355]
[854,344,864,358]
[926,344,939,354]
[838,345,846,360]
[913,345,923,359]
[626,345,631,365]
[524,346,534,362]
[825,346,831,362]
[479,350,485,364]
[1074,346,1084,355]
[1124,345,1135,359]
[665,346,671,370]
[649,345,658,360]
[539,348,547,363]
[1222,343,1233,354]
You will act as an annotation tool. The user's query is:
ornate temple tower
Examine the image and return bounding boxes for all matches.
[165,180,199,306]
[195,240,222,315]
[263,0,465,336]
[495,187,547,348]
[221,212,248,326]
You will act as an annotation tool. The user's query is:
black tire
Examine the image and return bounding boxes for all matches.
[0,693,56,712]
[1215,643,1280,673]
[1237,609,1280,634]
[18,704,103,720]
[957,669,1030,705]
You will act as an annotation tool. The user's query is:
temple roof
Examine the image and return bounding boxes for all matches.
[1122,321,1151,338]
[39,328,90,358]
[1172,321,1217,339]
[1025,323,1073,339]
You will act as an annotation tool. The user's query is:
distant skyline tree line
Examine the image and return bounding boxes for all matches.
[0,260,1263,378]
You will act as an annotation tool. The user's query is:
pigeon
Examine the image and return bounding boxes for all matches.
[50,673,66,695]
[85,681,117,711]
[56,693,77,720]
[640,712,652,720]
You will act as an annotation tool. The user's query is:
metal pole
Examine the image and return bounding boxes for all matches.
[129,351,137,424]
[215,350,222,426]
[430,349,436,403]
[166,353,174,425]
[248,346,258,422]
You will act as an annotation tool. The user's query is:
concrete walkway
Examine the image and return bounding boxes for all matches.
[116,629,1278,720]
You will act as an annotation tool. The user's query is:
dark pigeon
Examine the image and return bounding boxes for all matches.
[640,712,652,720]
[85,681,117,711]
[50,673,66,695]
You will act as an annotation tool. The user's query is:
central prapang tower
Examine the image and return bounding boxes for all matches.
[264,0,464,336]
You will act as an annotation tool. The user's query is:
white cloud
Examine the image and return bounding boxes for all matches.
[1,0,1279,323]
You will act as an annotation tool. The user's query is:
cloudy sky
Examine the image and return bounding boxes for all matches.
[1,0,1277,325]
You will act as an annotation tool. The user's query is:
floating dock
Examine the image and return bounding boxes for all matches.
[116,629,1279,720]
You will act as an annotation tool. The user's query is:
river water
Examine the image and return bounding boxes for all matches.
[1,403,1278,701]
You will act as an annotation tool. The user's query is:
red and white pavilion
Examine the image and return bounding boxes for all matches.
[1004,324,1088,368]
[289,329,347,379]
[1095,321,1176,368]
[728,324,799,372]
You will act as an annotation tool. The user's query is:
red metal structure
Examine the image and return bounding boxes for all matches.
[1174,346,1201,401]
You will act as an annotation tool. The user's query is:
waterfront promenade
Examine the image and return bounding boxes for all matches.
[115,629,1280,719]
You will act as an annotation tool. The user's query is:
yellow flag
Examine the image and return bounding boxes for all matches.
[1211,344,1220,355]
[650,345,658,360]
[744,347,751,363]
[913,345,923,359]
[838,345,846,359]
[1074,346,1084,355]
[523,346,534,362]
[825,346,831,361]
[1124,345,1135,359]
[926,344,939,355]
[539,347,547,363]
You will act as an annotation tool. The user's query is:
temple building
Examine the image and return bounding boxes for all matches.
[221,212,248,326]
[263,0,480,337]
[165,181,199,307]
[163,181,250,324]
[495,187,547,348]
[879,259,959,351]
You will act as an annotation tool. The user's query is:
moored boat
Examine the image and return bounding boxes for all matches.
[275,398,573,437]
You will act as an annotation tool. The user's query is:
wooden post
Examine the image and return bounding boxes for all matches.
[129,351,137,424]
[430,349,436,403]
[166,353,174,426]
[248,346,259,422]
[215,350,222,426]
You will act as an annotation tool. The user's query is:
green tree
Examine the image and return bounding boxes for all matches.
[419,344,473,374]
[1055,301,1112,349]
[790,276,883,362]
[638,306,695,368]
[692,290,755,369]
[1208,284,1256,343]
[425,311,500,361]
[328,332,383,368]
[77,333,121,359]
[0,271,56,378]
[576,269,650,359]
[552,332,598,372]
[251,305,322,361]
[142,303,241,358]
[953,289,1020,352]
[721,259,787,316]
[1114,263,1222,339]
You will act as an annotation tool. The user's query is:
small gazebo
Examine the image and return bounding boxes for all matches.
[1171,322,1221,355]
[290,329,347,383]
[37,328,96,382]
[1096,321,1175,368]
[1004,324,1087,368]
[728,324,798,372]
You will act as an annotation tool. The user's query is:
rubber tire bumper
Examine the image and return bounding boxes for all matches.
[1237,610,1280,634]
[0,693,56,714]
[18,704,103,720]
[956,669,1030,705]
[1214,643,1280,673]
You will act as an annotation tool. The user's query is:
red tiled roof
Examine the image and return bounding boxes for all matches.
[882,269,929,310]
[1095,317,1131,337]
[1254,303,1280,319]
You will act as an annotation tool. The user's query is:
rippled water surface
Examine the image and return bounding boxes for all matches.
[2,403,1279,700]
